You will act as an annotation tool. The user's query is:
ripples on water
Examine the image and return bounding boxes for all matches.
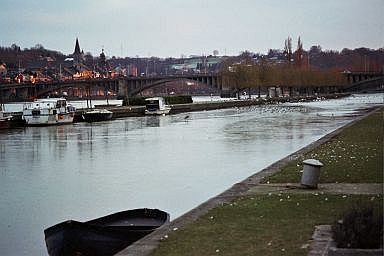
[0,93,383,255]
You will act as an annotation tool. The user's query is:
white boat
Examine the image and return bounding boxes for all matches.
[23,98,76,126]
[82,108,113,122]
[145,97,171,115]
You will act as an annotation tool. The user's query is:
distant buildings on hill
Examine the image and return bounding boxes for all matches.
[0,38,226,84]
[1,39,383,84]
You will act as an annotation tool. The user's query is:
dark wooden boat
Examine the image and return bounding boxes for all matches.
[44,208,170,256]
[81,108,113,122]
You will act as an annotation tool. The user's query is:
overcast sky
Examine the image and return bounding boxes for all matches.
[1,0,383,57]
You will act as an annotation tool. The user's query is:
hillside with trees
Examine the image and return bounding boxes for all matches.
[0,44,65,70]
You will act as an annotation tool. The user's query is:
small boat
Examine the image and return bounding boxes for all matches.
[22,98,76,126]
[145,97,171,115]
[82,108,113,122]
[44,208,170,256]
[0,107,12,129]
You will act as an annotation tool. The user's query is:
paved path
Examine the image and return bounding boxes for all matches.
[247,183,383,195]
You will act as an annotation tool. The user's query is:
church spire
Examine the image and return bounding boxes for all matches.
[74,38,81,55]
[73,38,83,67]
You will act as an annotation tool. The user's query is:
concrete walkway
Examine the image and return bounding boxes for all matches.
[247,183,383,195]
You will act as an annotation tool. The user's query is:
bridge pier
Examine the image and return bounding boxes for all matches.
[118,79,128,98]
[16,88,29,100]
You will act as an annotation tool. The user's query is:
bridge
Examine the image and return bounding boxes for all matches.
[117,74,222,97]
[0,71,382,102]
[343,71,383,84]
[0,74,223,102]
[342,71,384,92]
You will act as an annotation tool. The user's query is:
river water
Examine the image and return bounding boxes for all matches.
[0,93,383,255]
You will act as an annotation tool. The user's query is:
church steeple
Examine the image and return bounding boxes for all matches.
[99,48,107,75]
[73,38,84,67]
[99,48,106,62]
[74,38,81,55]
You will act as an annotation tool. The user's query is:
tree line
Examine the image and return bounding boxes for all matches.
[220,56,347,90]
[0,44,65,69]
[218,36,381,92]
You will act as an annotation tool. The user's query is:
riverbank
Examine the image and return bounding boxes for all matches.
[73,93,350,121]
[117,106,383,256]
[5,93,350,125]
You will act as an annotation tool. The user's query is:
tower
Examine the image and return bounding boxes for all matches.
[99,48,108,76]
[73,38,83,67]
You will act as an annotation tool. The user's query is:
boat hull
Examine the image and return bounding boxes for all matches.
[82,109,113,122]
[23,113,74,126]
[0,113,12,129]
[22,98,76,126]
[45,220,152,256]
[0,111,12,129]
[44,208,169,256]
[144,108,171,115]
[0,119,11,129]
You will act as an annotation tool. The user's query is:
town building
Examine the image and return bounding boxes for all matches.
[0,63,7,78]
[64,38,93,79]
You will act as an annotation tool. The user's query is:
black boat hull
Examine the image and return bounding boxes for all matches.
[44,208,169,256]
[82,113,113,123]
[0,119,11,129]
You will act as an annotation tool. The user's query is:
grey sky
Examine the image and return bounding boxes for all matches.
[1,0,383,57]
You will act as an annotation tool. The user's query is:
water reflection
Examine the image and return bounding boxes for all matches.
[146,116,161,127]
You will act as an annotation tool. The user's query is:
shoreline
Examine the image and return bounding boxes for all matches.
[4,93,351,125]
[116,105,381,256]
[77,93,351,121]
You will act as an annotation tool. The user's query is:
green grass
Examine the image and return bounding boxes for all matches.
[152,194,382,256]
[265,108,383,184]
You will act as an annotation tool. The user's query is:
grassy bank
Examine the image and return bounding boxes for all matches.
[265,108,383,184]
[150,108,383,256]
[153,194,382,256]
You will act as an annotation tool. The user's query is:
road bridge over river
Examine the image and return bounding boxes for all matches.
[342,71,384,93]
[0,74,222,102]
[0,71,382,102]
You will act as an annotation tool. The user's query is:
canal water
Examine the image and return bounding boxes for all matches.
[0,93,382,255]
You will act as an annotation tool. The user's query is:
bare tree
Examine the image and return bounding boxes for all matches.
[295,36,304,68]
[284,37,293,64]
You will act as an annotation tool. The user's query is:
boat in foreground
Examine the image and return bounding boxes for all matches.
[82,108,113,122]
[145,97,171,115]
[44,208,170,256]
[22,98,76,126]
